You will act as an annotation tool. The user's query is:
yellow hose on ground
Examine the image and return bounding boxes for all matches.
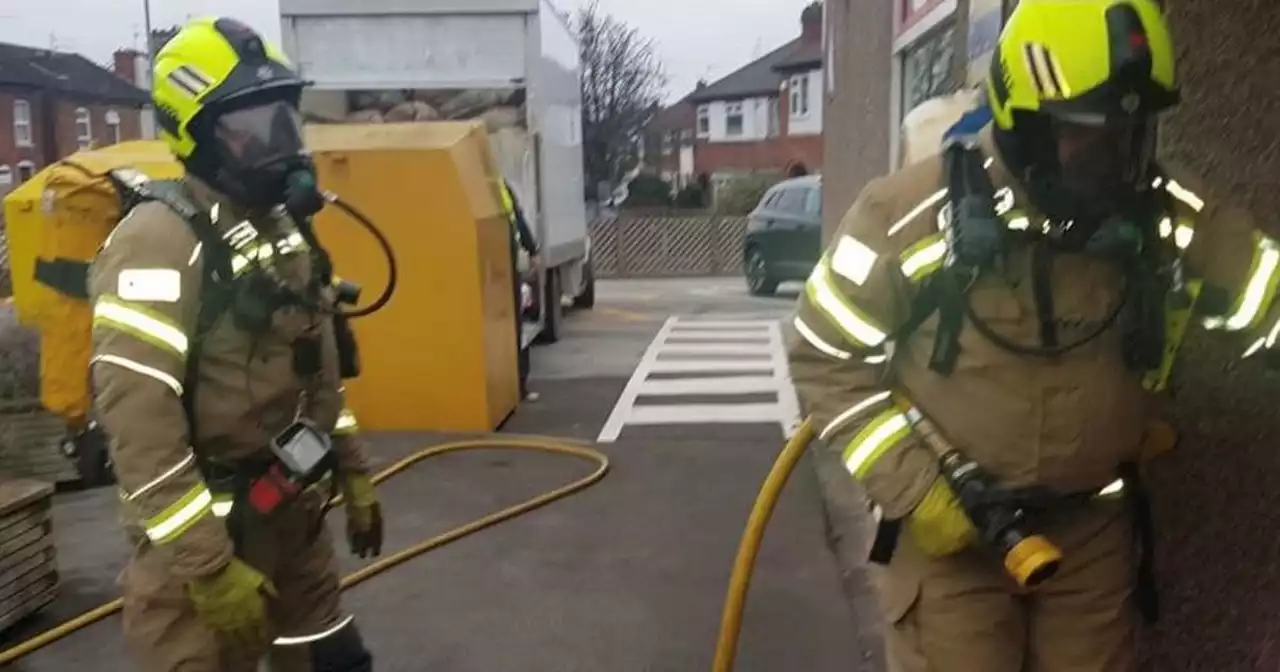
[713,417,815,672]
[0,435,610,666]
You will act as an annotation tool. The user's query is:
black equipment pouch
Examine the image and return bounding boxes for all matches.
[333,313,361,379]
[1117,461,1159,624]
[867,517,902,565]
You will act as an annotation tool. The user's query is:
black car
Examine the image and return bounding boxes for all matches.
[742,175,822,296]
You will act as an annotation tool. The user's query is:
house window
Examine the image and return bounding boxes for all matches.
[696,105,710,137]
[105,109,121,144]
[13,99,32,147]
[767,99,781,137]
[662,132,674,156]
[680,128,693,144]
[16,160,35,184]
[725,102,744,137]
[0,165,11,190]
[790,75,811,117]
[902,24,959,120]
[74,107,93,149]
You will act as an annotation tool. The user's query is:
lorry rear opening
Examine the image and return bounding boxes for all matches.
[280,0,596,344]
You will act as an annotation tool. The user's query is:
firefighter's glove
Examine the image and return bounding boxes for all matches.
[186,558,277,649]
[907,477,978,558]
[343,473,383,558]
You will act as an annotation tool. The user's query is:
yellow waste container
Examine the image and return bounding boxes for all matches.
[305,121,520,432]
[2,124,517,435]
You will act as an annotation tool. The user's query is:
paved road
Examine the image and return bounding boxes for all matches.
[3,277,883,672]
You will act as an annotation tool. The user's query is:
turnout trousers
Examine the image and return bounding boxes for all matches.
[120,488,359,672]
[871,497,1139,672]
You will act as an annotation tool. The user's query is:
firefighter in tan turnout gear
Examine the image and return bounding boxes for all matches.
[89,17,381,671]
[788,1,1280,669]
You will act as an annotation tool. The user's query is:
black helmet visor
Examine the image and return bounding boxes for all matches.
[210,100,306,172]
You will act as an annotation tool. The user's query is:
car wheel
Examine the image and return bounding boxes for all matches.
[744,248,779,296]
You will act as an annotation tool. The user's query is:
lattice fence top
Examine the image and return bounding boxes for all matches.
[589,214,748,279]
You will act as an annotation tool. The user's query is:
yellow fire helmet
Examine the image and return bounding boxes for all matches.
[152,17,306,161]
[986,0,1179,130]
[983,0,1181,229]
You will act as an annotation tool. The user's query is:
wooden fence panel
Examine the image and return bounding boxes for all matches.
[588,214,747,279]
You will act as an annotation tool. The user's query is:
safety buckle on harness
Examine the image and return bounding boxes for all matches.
[248,420,336,515]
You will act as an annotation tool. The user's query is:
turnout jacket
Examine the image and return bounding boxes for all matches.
[788,126,1275,520]
[88,177,372,579]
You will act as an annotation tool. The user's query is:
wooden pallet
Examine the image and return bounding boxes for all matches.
[0,410,77,485]
[0,479,57,633]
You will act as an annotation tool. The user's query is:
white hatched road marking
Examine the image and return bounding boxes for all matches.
[597,315,803,442]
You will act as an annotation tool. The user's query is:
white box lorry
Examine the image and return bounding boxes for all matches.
[278,0,595,344]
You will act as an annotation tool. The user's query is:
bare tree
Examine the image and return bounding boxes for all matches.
[573,1,667,198]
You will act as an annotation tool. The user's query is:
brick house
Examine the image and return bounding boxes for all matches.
[644,101,697,191]
[686,2,826,186]
[0,42,149,195]
[642,2,826,198]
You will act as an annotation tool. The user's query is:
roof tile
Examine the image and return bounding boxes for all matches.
[0,42,148,105]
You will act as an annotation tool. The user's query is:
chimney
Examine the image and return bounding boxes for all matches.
[801,2,823,43]
[113,49,141,85]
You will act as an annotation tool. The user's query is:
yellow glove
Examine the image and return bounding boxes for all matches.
[186,558,276,649]
[343,473,383,559]
[907,477,978,558]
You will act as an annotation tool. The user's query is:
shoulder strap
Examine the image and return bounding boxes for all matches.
[112,174,239,444]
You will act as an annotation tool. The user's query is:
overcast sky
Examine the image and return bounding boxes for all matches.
[0,0,815,102]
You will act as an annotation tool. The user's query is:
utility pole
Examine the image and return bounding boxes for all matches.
[142,0,154,78]
[141,0,158,139]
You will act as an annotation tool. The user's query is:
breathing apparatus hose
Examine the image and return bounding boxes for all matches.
[0,435,609,667]
[713,417,816,672]
[322,192,398,320]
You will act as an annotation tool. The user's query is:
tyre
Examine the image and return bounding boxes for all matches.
[534,268,563,344]
[745,247,779,296]
[572,261,596,309]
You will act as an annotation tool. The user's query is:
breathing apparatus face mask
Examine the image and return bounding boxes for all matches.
[1051,113,1155,214]
[207,100,324,216]
[1001,109,1157,247]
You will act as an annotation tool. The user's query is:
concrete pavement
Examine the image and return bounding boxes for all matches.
[1,276,883,672]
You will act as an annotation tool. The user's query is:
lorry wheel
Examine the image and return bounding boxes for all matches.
[535,268,563,345]
[70,425,115,488]
[572,262,596,310]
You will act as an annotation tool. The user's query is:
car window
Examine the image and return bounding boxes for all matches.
[804,187,821,219]
[776,187,806,215]
[762,188,781,209]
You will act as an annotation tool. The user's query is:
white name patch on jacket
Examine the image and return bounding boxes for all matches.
[117,268,183,303]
